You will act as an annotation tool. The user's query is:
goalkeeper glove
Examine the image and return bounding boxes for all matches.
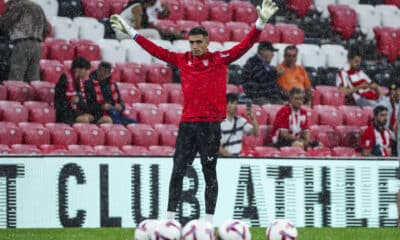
[255,0,279,30]
[110,14,139,39]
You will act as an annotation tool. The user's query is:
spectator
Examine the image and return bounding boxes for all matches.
[0,0,48,82]
[277,45,312,103]
[360,105,392,157]
[84,62,137,125]
[220,93,259,157]
[272,88,319,150]
[336,48,387,107]
[241,41,281,104]
[54,57,94,125]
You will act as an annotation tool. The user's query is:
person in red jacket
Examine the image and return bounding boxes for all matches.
[110,0,278,224]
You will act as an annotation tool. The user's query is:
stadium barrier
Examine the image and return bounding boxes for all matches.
[0,156,399,228]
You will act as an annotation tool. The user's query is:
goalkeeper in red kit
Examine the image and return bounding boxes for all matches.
[110,0,278,224]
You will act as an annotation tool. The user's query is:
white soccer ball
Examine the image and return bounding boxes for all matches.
[151,219,182,240]
[182,219,214,240]
[135,219,160,240]
[218,219,251,240]
[266,219,297,240]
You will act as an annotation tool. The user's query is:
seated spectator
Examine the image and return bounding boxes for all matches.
[272,88,319,150]
[54,57,94,125]
[84,62,137,125]
[277,45,312,103]
[336,48,388,107]
[220,93,259,157]
[241,41,282,104]
[361,105,392,157]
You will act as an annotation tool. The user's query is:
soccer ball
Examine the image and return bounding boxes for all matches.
[182,219,214,240]
[135,219,160,240]
[218,219,251,240]
[150,219,182,240]
[266,219,297,240]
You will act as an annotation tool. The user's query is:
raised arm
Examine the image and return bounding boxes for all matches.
[110,15,179,66]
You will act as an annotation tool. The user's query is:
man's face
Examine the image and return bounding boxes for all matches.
[349,56,362,70]
[189,34,209,57]
[375,110,388,127]
[390,88,400,103]
[289,93,304,110]
[75,68,89,79]
[97,67,111,81]
[284,49,297,66]
[227,100,238,116]
[259,49,274,64]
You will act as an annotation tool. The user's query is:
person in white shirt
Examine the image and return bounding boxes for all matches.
[220,93,259,157]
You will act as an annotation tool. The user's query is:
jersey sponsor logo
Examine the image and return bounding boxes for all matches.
[220,53,230,58]
[202,59,209,66]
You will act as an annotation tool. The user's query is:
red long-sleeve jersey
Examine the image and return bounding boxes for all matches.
[135,27,261,122]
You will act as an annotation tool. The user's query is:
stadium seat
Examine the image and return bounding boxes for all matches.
[117,82,142,104]
[225,22,251,42]
[0,144,11,154]
[338,105,368,127]
[81,0,110,19]
[276,24,305,45]
[230,1,258,24]
[254,146,280,157]
[353,4,380,39]
[315,85,345,106]
[73,17,105,42]
[314,0,336,18]
[122,105,138,121]
[286,0,312,17]
[137,83,168,105]
[161,0,184,21]
[375,4,400,23]
[257,24,280,43]
[2,80,34,102]
[155,19,178,36]
[373,27,400,62]
[309,124,340,148]
[70,39,101,61]
[362,105,374,124]
[46,38,75,62]
[45,123,78,146]
[201,21,230,43]
[0,122,23,145]
[302,106,318,126]
[58,0,82,18]
[207,0,233,23]
[96,39,126,64]
[145,63,173,84]
[306,147,332,157]
[39,60,65,83]
[35,0,59,18]
[109,0,128,14]
[335,125,361,148]
[314,105,343,127]
[40,145,68,155]
[100,124,132,147]
[73,123,105,146]
[127,123,159,147]
[30,81,55,103]
[182,0,208,22]
[242,125,269,149]
[158,103,182,125]
[262,104,283,125]
[226,84,240,93]
[121,39,153,64]
[0,85,7,100]
[163,83,183,104]
[67,144,95,155]
[25,103,56,124]
[237,104,268,125]
[0,101,29,123]
[331,146,360,157]
[50,16,79,41]
[18,122,51,145]
[132,103,163,125]
[147,145,174,156]
[297,44,326,69]
[320,44,348,69]
[383,0,400,7]
[94,145,123,155]
[328,5,357,40]
[154,124,178,147]
[379,4,400,28]
[208,41,224,52]
[120,145,150,156]
[10,144,41,155]
[279,146,306,157]
[175,20,200,39]
[117,63,147,84]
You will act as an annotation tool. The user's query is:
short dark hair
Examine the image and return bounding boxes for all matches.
[347,48,362,60]
[289,87,304,97]
[189,26,209,37]
[98,61,112,72]
[71,57,90,70]
[373,105,388,117]
[226,93,239,103]
[284,45,298,55]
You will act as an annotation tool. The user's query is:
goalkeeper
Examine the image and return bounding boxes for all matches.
[111,0,278,224]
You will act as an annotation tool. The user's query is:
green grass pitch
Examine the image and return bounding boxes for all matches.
[1,227,400,240]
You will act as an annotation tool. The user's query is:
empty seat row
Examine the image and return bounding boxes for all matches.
[241,146,361,158]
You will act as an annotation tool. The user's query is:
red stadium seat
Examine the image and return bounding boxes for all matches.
[254,146,280,157]
[26,104,56,124]
[47,39,75,62]
[127,123,159,147]
[122,105,138,120]
[2,80,34,102]
[225,22,251,42]
[137,83,168,105]
[175,20,200,38]
[94,145,123,155]
[132,103,163,125]
[81,0,111,19]
[120,145,150,156]
[279,146,306,157]
[40,61,66,84]
[145,63,173,84]
[45,123,78,146]
[182,0,209,22]
[201,21,230,42]
[73,123,105,146]
[10,144,41,154]
[148,145,174,156]
[312,88,320,106]
[67,144,95,155]
[331,146,360,157]
[0,144,11,154]
[155,19,178,33]
[242,125,269,149]
[161,0,184,21]
[0,85,7,100]
[30,81,55,104]
[306,147,332,157]
[163,83,183,104]
[226,84,239,93]
[110,0,128,14]
[207,0,233,23]
[237,104,268,125]
[335,125,361,148]
[314,105,343,127]
[230,1,258,24]
[39,144,67,154]
[117,82,142,104]
[18,122,51,145]
[338,105,368,126]
[373,27,400,62]
[302,106,318,126]
[99,124,132,147]
[118,63,147,84]
[309,125,340,148]
[385,0,400,6]
[158,103,183,125]
[276,24,305,45]
[70,39,101,61]
[0,122,23,145]
[328,5,357,40]
[23,101,49,108]
[316,85,345,106]
[0,101,29,123]
[362,106,374,124]
[286,0,312,18]
[258,24,280,43]
[154,124,178,147]
[262,104,283,125]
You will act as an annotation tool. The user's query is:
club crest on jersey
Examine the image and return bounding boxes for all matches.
[202,59,209,66]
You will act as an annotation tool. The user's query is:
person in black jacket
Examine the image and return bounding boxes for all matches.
[241,41,282,104]
[54,57,94,125]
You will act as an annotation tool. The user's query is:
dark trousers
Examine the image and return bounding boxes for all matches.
[9,39,41,82]
[167,122,221,214]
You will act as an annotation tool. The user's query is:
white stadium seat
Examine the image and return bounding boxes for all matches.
[353,5,381,39]
[208,41,224,52]
[297,44,326,68]
[73,17,105,42]
[50,17,79,41]
[375,5,400,28]
[33,0,58,18]
[313,0,336,18]
[336,0,359,6]
[96,39,126,64]
[171,40,189,53]
[321,44,348,69]
[121,39,153,64]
